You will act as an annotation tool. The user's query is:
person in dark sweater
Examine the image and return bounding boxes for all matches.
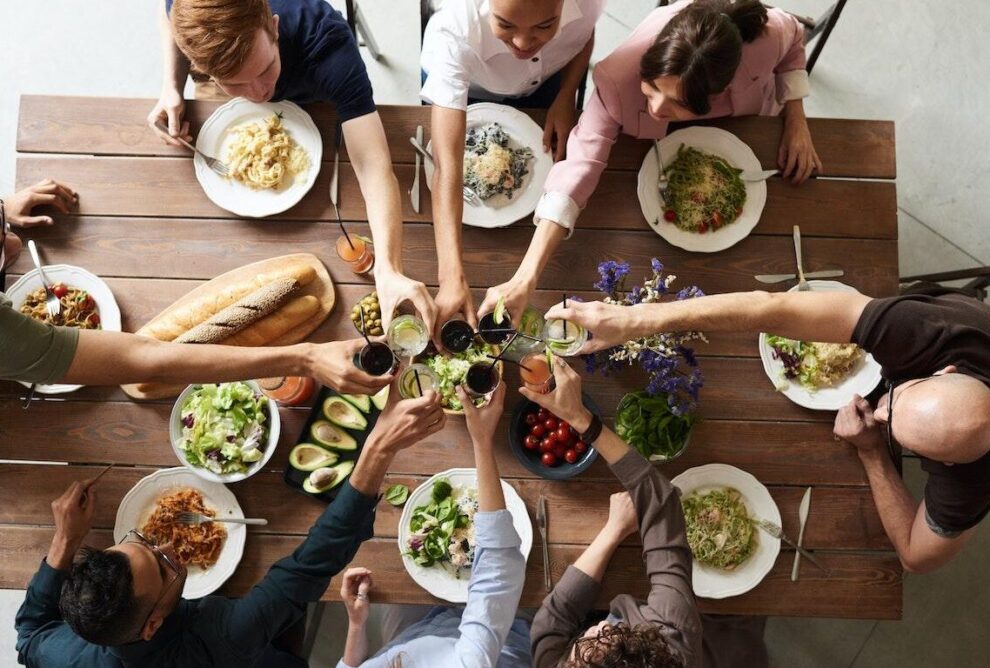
[15,386,447,668]
[547,286,990,574]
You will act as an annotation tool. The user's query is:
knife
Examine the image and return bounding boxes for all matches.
[330,120,342,208]
[791,487,812,581]
[411,125,423,213]
[754,269,845,284]
[537,495,551,591]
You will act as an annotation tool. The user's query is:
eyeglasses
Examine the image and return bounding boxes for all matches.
[883,375,938,460]
[118,529,181,640]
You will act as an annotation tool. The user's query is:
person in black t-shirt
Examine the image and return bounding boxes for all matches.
[539,287,990,574]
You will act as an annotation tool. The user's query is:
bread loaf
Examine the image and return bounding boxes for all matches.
[175,278,299,344]
[223,295,321,346]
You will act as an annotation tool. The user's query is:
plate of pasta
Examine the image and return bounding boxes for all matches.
[195,99,321,218]
[6,263,121,394]
[637,126,767,253]
[114,468,246,599]
[424,103,551,228]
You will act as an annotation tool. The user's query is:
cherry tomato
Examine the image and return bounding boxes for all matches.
[558,421,571,432]
[556,426,571,443]
[574,440,588,455]
[541,452,558,467]
[51,283,68,298]
[524,413,538,427]
[523,435,540,450]
[531,424,546,438]
[711,211,724,228]
[564,449,579,464]
[545,432,559,446]
[539,438,555,454]
[553,444,567,459]
[87,313,101,327]
[698,222,708,234]
[663,209,677,223]
[544,417,558,431]
[536,408,550,421]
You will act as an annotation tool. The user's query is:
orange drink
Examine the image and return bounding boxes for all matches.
[336,235,374,274]
[520,352,554,394]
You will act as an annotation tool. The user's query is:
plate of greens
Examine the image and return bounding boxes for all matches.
[398,468,532,603]
[615,391,696,462]
[671,464,781,599]
[419,342,501,415]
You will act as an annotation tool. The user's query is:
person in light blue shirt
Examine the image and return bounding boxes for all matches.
[337,382,532,668]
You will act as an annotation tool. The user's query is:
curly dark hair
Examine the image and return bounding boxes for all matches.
[640,0,769,115]
[558,622,683,668]
[59,547,144,646]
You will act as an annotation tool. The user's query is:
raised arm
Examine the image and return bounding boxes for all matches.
[547,290,873,355]
[343,112,438,338]
[147,0,192,145]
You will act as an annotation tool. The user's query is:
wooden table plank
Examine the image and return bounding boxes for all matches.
[18,96,896,179]
[14,155,896,240]
[0,526,902,619]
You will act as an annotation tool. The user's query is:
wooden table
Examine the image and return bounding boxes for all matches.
[1,95,901,619]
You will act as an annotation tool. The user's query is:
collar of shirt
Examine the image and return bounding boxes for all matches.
[478,0,585,61]
[108,600,191,662]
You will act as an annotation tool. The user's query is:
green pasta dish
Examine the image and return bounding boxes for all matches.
[661,145,746,234]
[682,487,757,570]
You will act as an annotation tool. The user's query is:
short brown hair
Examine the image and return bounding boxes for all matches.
[171,0,277,80]
[640,0,768,115]
[558,622,683,668]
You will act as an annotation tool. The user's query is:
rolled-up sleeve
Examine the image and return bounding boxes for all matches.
[770,9,810,104]
[421,33,471,111]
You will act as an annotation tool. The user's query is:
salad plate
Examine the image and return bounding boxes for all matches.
[758,280,883,411]
[671,463,780,599]
[398,468,533,603]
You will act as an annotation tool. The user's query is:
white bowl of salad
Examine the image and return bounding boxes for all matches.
[170,381,281,483]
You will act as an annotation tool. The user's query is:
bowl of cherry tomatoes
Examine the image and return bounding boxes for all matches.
[508,395,600,480]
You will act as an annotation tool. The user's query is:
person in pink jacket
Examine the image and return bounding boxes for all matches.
[478,0,821,328]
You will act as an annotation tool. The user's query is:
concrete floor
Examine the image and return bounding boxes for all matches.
[2,1,989,666]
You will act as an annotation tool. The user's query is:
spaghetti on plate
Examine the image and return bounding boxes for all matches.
[662,145,746,233]
[225,113,310,190]
[141,488,227,569]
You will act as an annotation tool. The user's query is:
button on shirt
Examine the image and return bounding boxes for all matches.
[421,0,605,110]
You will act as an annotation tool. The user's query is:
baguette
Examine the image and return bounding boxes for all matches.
[175,278,299,344]
[142,262,317,341]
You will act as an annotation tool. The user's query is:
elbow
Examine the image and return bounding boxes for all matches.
[899,555,944,575]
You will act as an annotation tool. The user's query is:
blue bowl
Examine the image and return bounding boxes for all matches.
[508,394,601,480]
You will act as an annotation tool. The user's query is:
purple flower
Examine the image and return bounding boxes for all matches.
[594,260,631,298]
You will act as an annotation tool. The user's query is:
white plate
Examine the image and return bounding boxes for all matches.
[638,126,767,252]
[113,467,246,599]
[398,468,533,603]
[6,264,121,395]
[169,381,281,483]
[425,102,551,228]
[195,99,322,218]
[671,463,780,599]
[759,280,883,411]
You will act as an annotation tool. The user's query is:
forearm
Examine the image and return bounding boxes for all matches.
[554,35,594,102]
[431,106,467,283]
[858,450,920,561]
[63,331,312,385]
[158,1,189,93]
[474,439,506,512]
[512,219,567,286]
[782,99,808,127]
[342,622,369,667]
[572,526,623,582]
[45,533,78,572]
[568,411,630,465]
[349,442,394,497]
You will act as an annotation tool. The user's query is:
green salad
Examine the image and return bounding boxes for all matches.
[405,479,478,576]
[615,391,696,462]
[682,487,757,570]
[423,343,494,411]
[178,382,270,475]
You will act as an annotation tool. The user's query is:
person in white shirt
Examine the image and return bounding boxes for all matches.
[420,0,604,341]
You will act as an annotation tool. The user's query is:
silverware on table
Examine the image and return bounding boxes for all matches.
[754,269,845,284]
[81,463,114,504]
[741,169,780,182]
[410,125,423,213]
[153,121,229,177]
[537,494,551,591]
[27,240,60,318]
[330,121,342,208]
[22,384,37,410]
[791,487,813,581]
[175,512,269,526]
[753,518,829,575]
[793,225,809,292]
[407,136,481,206]
[653,139,668,199]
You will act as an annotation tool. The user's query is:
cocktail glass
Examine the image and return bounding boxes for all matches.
[336,235,375,275]
[387,314,430,358]
[398,363,439,399]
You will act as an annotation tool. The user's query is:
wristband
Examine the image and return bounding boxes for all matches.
[580,413,603,444]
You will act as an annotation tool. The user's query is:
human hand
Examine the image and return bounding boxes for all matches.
[833,394,885,457]
[604,491,638,542]
[148,86,192,146]
[309,339,393,395]
[778,114,822,185]
[458,381,505,449]
[543,300,640,354]
[340,567,374,626]
[518,356,592,431]
[375,268,438,335]
[477,276,535,330]
[366,383,446,454]
[4,179,78,227]
[543,97,576,162]
[434,275,477,346]
[49,479,99,570]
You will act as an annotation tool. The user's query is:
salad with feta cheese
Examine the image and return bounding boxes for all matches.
[405,479,479,578]
[178,382,270,475]
[423,343,495,411]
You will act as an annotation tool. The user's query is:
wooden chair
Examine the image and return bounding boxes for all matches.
[900,267,990,301]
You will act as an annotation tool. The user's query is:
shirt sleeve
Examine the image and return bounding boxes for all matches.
[530,565,601,668]
[214,482,378,659]
[453,509,526,667]
[0,295,79,384]
[307,11,377,122]
[420,15,471,111]
[534,65,624,235]
[923,468,990,534]
[851,296,949,379]
[769,9,810,104]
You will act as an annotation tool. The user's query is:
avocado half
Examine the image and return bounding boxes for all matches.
[323,396,368,430]
[302,461,356,494]
[340,393,372,413]
[288,443,339,472]
[310,420,358,451]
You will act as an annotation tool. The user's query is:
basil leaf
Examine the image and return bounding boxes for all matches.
[385,484,409,506]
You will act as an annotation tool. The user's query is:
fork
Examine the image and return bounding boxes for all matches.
[793,225,809,292]
[752,518,829,575]
[153,121,230,177]
[653,139,669,197]
[27,240,60,318]
[175,512,268,526]
[407,136,482,205]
